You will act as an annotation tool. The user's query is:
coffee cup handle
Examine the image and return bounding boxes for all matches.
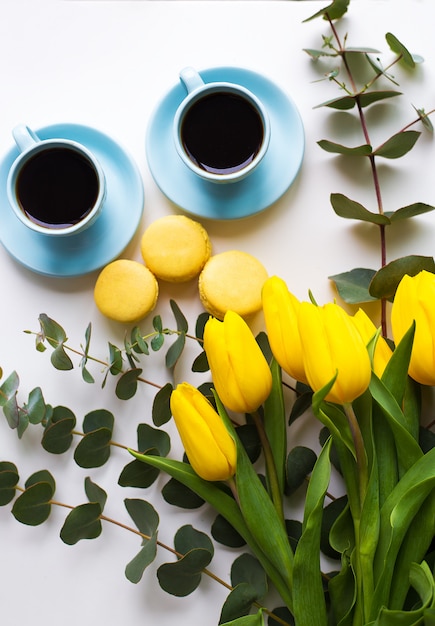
[179,67,204,94]
[12,125,41,153]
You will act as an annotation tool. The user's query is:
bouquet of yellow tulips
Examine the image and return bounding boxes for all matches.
[132,270,435,626]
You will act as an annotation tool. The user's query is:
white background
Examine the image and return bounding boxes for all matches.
[0,2,434,625]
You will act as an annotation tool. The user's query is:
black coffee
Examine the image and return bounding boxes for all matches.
[16,147,99,229]
[181,92,264,175]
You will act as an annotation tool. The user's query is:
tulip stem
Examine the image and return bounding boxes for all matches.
[251,410,285,525]
[344,403,368,509]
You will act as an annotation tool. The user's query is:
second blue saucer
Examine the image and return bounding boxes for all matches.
[146,66,305,220]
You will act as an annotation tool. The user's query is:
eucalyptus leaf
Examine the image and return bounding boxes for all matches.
[25,469,55,493]
[12,482,53,526]
[330,193,390,225]
[60,502,102,545]
[50,345,73,371]
[329,267,378,304]
[83,409,114,433]
[162,477,205,509]
[170,299,188,333]
[118,460,160,488]
[42,414,76,454]
[386,202,435,222]
[221,583,261,624]
[221,611,265,626]
[211,514,246,548]
[369,255,435,300]
[320,496,348,559]
[0,370,19,407]
[385,32,415,68]
[0,461,19,505]
[303,0,349,22]
[124,498,159,536]
[125,539,158,584]
[74,428,112,468]
[152,382,173,426]
[131,326,149,355]
[191,350,209,373]
[165,333,186,369]
[374,131,421,159]
[150,333,164,352]
[108,342,123,375]
[25,387,47,424]
[115,368,142,400]
[231,553,268,599]
[38,314,67,348]
[286,446,317,495]
[84,476,107,509]
[318,139,372,156]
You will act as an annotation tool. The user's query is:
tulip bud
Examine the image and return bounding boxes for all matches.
[262,276,309,385]
[352,308,392,378]
[203,311,273,413]
[170,382,237,481]
[298,301,372,404]
[391,270,435,386]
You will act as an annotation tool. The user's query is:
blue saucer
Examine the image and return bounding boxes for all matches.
[0,123,144,277]
[146,67,304,220]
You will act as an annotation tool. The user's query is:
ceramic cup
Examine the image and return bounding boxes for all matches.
[173,67,271,184]
[7,124,106,236]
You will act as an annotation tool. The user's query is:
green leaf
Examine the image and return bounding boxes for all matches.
[386,202,435,222]
[162,478,205,509]
[292,439,331,626]
[221,583,262,624]
[191,350,209,373]
[315,90,401,110]
[25,469,55,493]
[286,446,317,495]
[118,460,160,488]
[131,326,149,355]
[320,495,348,559]
[369,255,435,300]
[115,368,142,400]
[318,139,372,156]
[137,423,170,456]
[150,333,164,352]
[38,314,67,348]
[303,0,349,22]
[123,499,160,583]
[74,429,112,468]
[170,299,188,333]
[152,382,173,426]
[303,48,337,61]
[41,407,76,454]
[0,462,19,505]
[374,130,421,159]
[330,267,378,304]
[157,525,214,597]
[108,342,123,375]
[50,345,73,371]
[330,193,390,225]
[211,514,246,548]
[60,502,102,545]
[25,387,47,424]
[232,553,268,598]
[195,311,209,345]
[84,477,107,510]
[385,32,415,68]
[12,481,53,526]
[165,333,186,369]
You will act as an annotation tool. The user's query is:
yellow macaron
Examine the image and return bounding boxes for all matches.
[198,250,269,320]
[140,214,211,282]
[94,259,159,323]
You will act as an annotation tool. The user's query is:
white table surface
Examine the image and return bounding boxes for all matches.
[0,2,434,625]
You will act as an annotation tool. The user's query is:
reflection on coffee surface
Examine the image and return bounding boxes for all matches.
[16,147,99,229]
[181,92,264,175]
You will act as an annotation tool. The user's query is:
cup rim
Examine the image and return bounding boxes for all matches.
[173,81,271,184]
[7,138,106,237]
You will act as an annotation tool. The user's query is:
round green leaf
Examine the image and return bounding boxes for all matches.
[83,409,114,433]
[74,428,112,468]
[124,498,159,536]
[12,482,53,526]
[162,477,205,509]
[0,462,19,506]
[157,548,213,597]
[330,267,378,304]
[286,446,318,495]
[137,423,170,456]
[84,477,107,509]
[60,502,102,545]
[115,368,142,400]
[211,514,246,548]
[42,415,76,454]
[165,333,186,369]
[369,255,435,300]
[118,460,160,488]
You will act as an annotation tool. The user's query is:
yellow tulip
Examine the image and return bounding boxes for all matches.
[262,276,309,385]
[170,382,237,481]
[298,301,372,404]
[203,310,273,413]
[391,270,435,386]
[352,308,392,378]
